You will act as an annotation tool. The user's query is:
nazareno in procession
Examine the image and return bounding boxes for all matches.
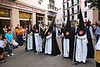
[0,8,100,67]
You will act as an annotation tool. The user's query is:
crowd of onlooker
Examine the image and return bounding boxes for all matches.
[0,24,27,63]
[91,22,100,42]
[0,23,49,63]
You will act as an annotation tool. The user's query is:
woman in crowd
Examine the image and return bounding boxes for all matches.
[0,36,6,63]
[95,36,100,67]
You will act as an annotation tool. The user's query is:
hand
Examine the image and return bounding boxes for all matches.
[10,42,12,44]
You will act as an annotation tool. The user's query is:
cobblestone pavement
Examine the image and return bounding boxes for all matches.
[0,37,96,67]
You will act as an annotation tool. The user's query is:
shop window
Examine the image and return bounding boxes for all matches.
[0,8,10,18]
[19,12,31,19]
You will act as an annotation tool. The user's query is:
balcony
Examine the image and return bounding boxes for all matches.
[74,1,78,5]
[74,9,78,13]
[48,4,58,11]
[69,3,72,7]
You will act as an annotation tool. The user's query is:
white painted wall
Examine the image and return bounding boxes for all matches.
[65,0,93,23]
[80,0,93,23]
[57,8,63,24]
[17,0,49,10]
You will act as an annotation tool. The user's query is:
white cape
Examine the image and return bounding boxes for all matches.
[63,38,69,57]
[34,33,42,52]
[75,34,88,63]
[27,32,33,50]
[45,34,52,54]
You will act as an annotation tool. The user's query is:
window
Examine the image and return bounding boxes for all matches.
[77,14,79,19]
[67,3,69,8]
[77,0,79,4]
[77,5,79,12]
[38,1,41,5]
[0,8,10,18]
[84,12,87,18]
[85,2,87,7]
[72,8,74,14]
[65,0,67,2]
[72,0,74,6]
[72,16,74,19]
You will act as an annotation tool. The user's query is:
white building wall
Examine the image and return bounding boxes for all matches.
[80,0,93,23]
[57,8,63,24]
[17,0,49,10]
[64,0,93,23]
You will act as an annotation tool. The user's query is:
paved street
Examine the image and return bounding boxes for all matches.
[0,37,96,67]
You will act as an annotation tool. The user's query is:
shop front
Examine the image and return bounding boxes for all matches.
[19,11,32,27]
[37,13,45,24]
[0,7,11,34]
[48,12,56,25]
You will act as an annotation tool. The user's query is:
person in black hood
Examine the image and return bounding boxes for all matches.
[62,10,75,59]
[75,9,94,64]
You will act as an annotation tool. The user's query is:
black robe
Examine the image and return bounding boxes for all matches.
[62,27,75,59]
[61,27,64,56]
[34,27,44,52]
[87,27,94,58]
[32,28,36,51]
[76,26,94,58]
[52,28,61,56]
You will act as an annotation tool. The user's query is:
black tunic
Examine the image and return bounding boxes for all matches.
[62,27,75,59]
[52,28,61,56]
[87,27,94,58]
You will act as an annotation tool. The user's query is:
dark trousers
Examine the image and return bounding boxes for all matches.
[96,61,100,67]
[7,43,13,54]
[17,35,23,46]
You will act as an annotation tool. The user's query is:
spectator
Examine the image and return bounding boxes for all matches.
[3,26,7,35]
[10,25,14,36]
[96,24,100,42]
[16,27,23,46]
[5,29,14,57]
[15,24,19,30]
[93,24,97,34]
[95,37,100,67]
[0,36,6,63]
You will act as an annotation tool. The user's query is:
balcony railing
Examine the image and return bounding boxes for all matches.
[74,9,78,13]
[74,1,78,5]
[48,4,58,11]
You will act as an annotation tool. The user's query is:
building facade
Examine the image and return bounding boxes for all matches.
[63,0,95,24]
[0,0,58,34]
[57,8,63,25]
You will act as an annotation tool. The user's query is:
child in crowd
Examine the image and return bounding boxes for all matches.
[5,29,14,57]
[0,36,6,63]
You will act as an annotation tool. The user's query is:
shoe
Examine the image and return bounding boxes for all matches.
[11,53,14,56]
[0,60,6,63]
[36,52,39,54]
[7,54,9,57]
